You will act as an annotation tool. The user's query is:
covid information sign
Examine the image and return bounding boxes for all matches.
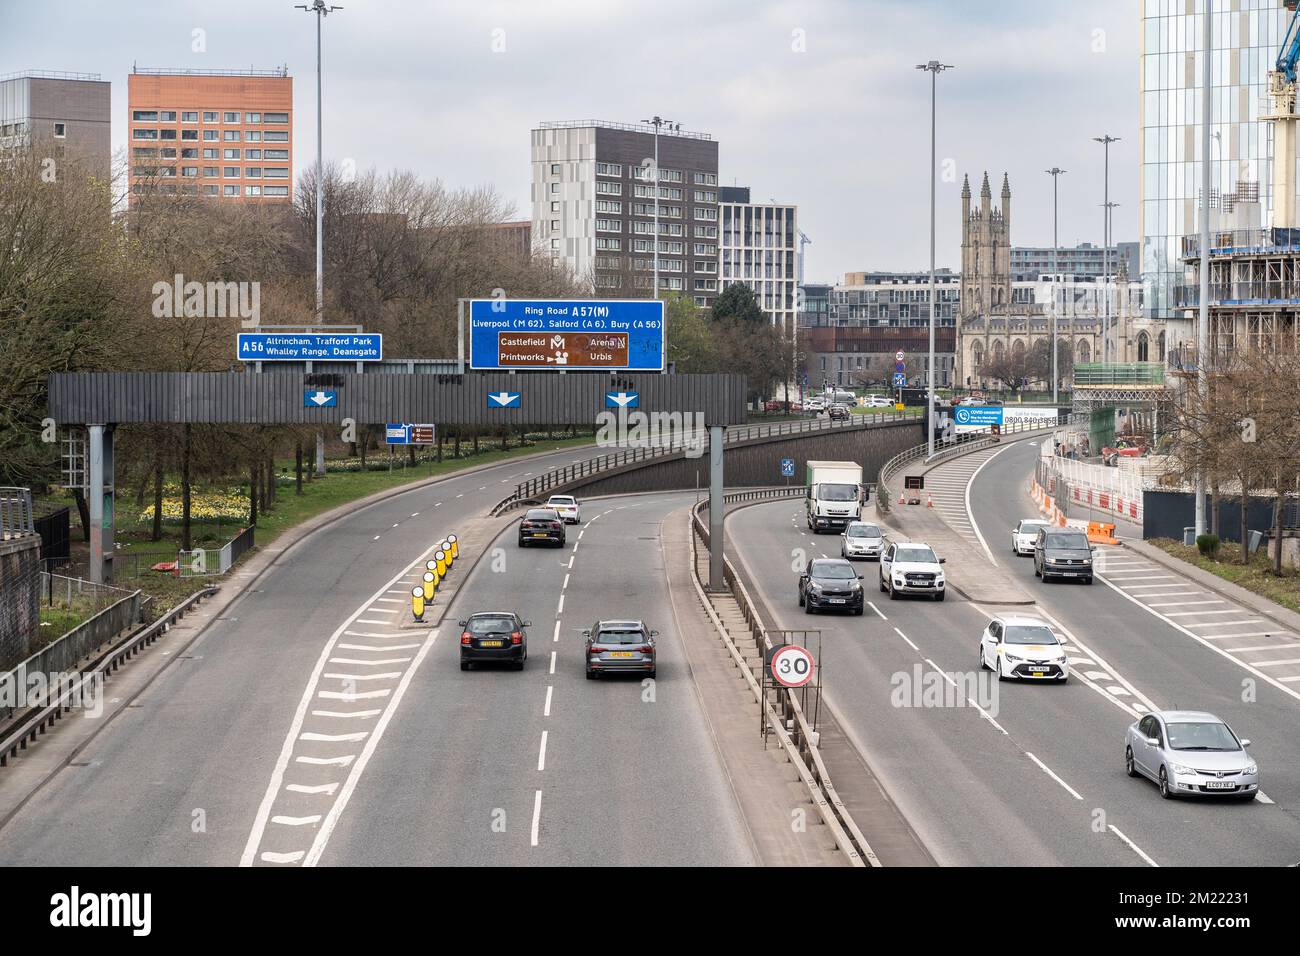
[467,299,665,372]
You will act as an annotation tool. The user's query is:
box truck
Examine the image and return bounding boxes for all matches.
[805,460,865,532]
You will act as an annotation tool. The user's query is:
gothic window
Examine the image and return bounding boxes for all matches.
[1076,339,1091,364]
[1136,331,1149,363]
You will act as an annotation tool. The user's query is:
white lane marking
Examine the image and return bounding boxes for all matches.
[867,601,887,620]
[272,815,323,826]
[1120,584,1205,592]
[1183,619,1265,629]
[1148,599,1223,607]
[1256,791,1275,804]
[385,590,407,595]
[456,494,463,498]
[338,642,421,651]
[374,598,404,604]
[553,620,561,643]
[543,685,553,717]
[411,513,419,517]
[578,530,585,540]
[317,688,391,701]
[537,731,548,771]
[310,710,381,719]
[965,444,1021,565]
[435,502,442,507]
[392,523,400,528]
[1165,609,1254,617]
[328,657,412,666]
[557,595,565,615]
[549,651,556,674]
[343,631,405,639]
[923,657,1007,734]
[1115,589,1202,597]
[373,535,381,541]
[1108,824,1160,867]
[1229,644,1299,653]
[1110,575,1178,582]
[1253,657,1300,667]
[1025,752,1083,800]
[261,851,305,864]
[295,755,355,767]
[354,618,396,625]
[286,783,339,795]
[362,607,398,614]
[300,731,368,743]
[562,574,570,590]
[568,555,575,569]
[322,672,403,681]
[530,790,543,847]
[892,627,918,652]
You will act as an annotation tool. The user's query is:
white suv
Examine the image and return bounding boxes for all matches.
[545,495,581,524]
[879,540,946,601]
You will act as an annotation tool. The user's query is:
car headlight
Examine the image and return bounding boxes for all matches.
[894,576,906,585]
[806,581,821,592]
[1169,763,1193,775]
[1006,654,1025,663]
[1245,762,1258,775]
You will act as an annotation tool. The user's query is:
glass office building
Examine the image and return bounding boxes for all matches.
[1140,0,1291,344]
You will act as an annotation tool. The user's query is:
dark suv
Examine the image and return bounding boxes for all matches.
[518,508,566,547]
[798,557,865,614]
[1033,528,1095,583]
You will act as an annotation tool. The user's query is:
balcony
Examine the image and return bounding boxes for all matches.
[1181,228,1300,259]
[1174,281,1300,308]
[1073,363,1165,386]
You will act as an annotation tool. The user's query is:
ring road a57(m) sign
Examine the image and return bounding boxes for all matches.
[468,299,665,371]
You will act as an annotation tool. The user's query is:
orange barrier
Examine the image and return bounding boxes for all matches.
[1086,521,1119,545]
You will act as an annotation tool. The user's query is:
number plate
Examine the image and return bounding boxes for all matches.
[829,598,846,604]
[480,640,504,648]
[1205,780,1236,790]
[532,532,548,537]
[609,651,634,658]
[1029,670,1047,677]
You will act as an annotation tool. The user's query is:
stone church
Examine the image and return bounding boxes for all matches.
[956,172,1152,390]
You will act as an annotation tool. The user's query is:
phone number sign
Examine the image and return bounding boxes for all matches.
[468,299,665,371]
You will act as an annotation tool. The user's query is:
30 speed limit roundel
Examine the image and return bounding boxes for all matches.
[770,644,816,688]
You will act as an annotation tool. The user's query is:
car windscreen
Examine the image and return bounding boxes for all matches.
[468,616,515,633]
[525,510,558,521]
[594,627,645,644]
[1045,533,1090,550]
[818,483,858,501]
[1166,721,1240,751]
[811,562,855,579]
[1003,625,1058,645]
[847,525,881,538]
[893,546,937,564]
[548,497,575,505]
[1018,521,1048,533]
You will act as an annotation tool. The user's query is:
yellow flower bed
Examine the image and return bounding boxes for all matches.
[138,491,249,524]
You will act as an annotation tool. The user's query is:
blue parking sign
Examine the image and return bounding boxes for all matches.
[781,458,796,478]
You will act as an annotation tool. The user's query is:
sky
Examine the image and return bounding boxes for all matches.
[0,0,1141,283]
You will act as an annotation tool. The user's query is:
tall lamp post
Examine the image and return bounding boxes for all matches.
[642,116,675,300]
[917,60,953,459]
[1045,167,1067,404]
[297,0,341,478]
[1093,135,1120,364]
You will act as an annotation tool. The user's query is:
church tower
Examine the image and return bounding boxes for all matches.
[959,171,1012,319]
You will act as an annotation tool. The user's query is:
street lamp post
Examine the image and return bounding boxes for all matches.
[917,60,953,459]
[1093,135,1120,364]
[642,116,675,300]
[1045,167,1067,404]
[296,0,342,479]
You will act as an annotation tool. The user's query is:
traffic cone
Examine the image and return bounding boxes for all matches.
[898,491,905,506]
[927,493,934,508]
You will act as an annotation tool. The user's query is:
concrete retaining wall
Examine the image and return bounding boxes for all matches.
[549,418,925,499]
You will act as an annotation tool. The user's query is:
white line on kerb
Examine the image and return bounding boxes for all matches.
[893,627,918,651]
[1108,824,1159,867]
[867,601,887,620]
[531,790,543,846]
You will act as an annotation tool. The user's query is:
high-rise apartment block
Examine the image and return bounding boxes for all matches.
[0,71,111,180]
[127,67,293,203]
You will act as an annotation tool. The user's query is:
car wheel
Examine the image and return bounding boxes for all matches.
[1033,562,1041,577]
[1084,576,1094,585]
[798,590,804,607]
[649,669,656,679]
[935,591,945,602]
[519,539,527,548]
[806,603,817,615]
[979,647,989,670]
[1125,747,1138,777]
[889,583,899,600]
[879,576,888,593]
[585,670,596,680]
[854,605,864,616]
[1158,766,1176,799]
[996,657,1008,681]
[513,661,525,671]
[460,662,470,671]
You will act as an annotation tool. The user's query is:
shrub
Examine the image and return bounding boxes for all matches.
[1196,533,1220,558]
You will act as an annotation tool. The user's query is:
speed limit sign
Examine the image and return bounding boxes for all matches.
[769,644,816,688]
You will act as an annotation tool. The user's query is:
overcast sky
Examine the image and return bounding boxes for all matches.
[2,0,1140,282]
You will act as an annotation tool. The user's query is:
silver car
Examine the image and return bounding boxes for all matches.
[840,521,884,560]
[1125,710,1259,801]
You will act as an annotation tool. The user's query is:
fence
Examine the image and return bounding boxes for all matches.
[491,413,912,516]
[179,524,256,576]
[40,572,137,615]
[34,507,70,569]
[0,488,35,537]
[1073,363,1165,386]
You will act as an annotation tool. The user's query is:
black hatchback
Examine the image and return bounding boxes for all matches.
[518,508,566,547]
[460,612,531,671]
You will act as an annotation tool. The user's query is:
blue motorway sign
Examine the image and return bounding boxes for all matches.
[487,390,522,409]
[892,372,907,387]
[304,389,337,407]
[237,332,382,362]
[953,406,1004,428]
[605,390,639,409]
[781,458,796,478]
[468,299,665,371]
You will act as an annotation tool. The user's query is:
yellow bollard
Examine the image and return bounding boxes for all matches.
[411,585,425,622]
[435,550,447,577]
[425,559,441,591]
[422,570,435,602]
[439,540,452,567]
[447,534,459,560]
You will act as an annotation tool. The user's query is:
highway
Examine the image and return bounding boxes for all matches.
[0,447,752,866]
[725,441,1300,867]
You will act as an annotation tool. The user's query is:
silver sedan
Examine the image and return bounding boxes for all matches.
[1125,710,1259,801]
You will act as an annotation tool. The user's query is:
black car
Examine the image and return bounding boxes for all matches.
[459,612,531,670]
[1033,528,1095,583]
[518,508,566,547]
[798,557,865,614]
[584,620,658,679]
